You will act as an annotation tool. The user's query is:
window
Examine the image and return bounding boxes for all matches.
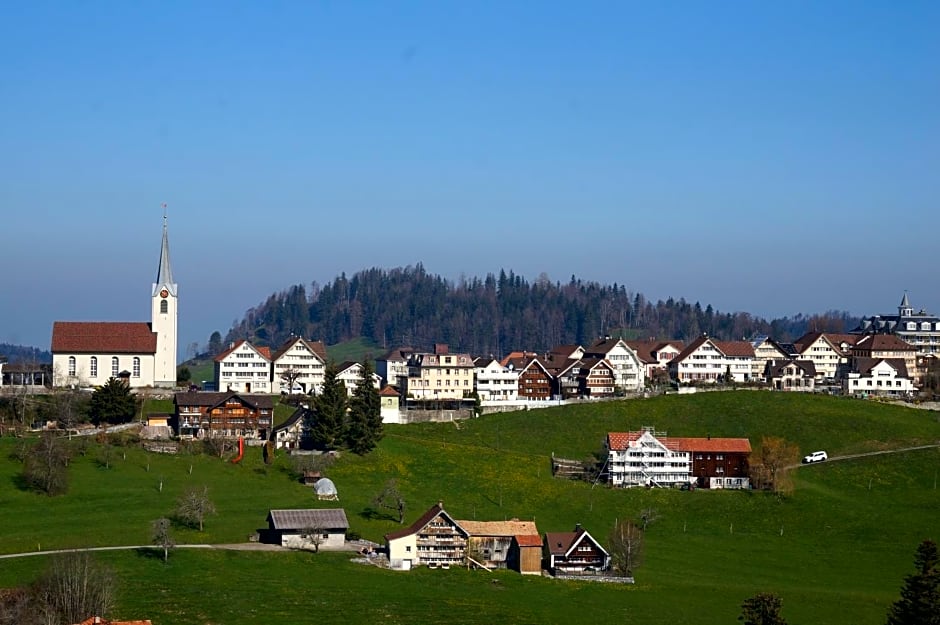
[133,357,141,378]
[68,356,76,376]
[90,356,98,378]
[160,299,168,314]
[112,357,119,377]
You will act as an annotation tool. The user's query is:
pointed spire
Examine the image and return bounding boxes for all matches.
[900,291,910,308]
[153,207,177,296]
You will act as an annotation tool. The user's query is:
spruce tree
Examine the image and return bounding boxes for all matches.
[88,378,137,425]
[345,360,383,454]
[310,363,347,450]
[887,539,940,625]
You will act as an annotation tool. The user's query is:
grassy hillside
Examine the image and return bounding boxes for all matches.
[0,392,937,624]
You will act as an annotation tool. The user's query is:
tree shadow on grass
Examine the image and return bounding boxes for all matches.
[360,506,398,523]
[10,472,33,492]
[133,547,165,561]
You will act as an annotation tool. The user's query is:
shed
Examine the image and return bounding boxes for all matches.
[265,509,349,550]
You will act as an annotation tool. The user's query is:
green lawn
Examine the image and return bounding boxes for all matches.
[0,391,937,624]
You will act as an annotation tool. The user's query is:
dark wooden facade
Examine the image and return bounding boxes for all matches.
[544,525,610,575]
[174,391,274,439]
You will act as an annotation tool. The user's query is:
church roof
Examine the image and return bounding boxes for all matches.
[51,322,157,354]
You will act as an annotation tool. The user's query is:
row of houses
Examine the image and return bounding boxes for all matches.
[264,502,611,576]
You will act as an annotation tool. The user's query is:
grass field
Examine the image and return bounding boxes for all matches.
[1,391,938,624]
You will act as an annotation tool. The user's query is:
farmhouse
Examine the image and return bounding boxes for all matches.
[265,509,349,550]
[385,502,468,570]
[607,428,751,489]
[174,391,274,439]
[544,524,610,575]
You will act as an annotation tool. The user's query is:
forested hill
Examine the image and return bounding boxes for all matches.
[223,265,859,355]
[0,344,51,364]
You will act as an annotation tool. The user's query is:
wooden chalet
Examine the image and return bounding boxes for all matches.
[544,524,610,575]
[174,391,274,440]
[385,502,468,570]
[507,356,554,401]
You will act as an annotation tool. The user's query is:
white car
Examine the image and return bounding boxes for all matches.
[802,450,828,464]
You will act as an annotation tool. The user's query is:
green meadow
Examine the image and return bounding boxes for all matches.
[0,392,938,624]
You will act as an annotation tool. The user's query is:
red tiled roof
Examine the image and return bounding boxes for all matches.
[854,334,916,351]
[52,322,157,354]
[714,340,755,358]
[607,431,751,454]
[379,385,400,397]
[214,340,271,363]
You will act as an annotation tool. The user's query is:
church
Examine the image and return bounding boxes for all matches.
[51,217,178,389]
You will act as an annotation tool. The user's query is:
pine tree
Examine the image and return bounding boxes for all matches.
[344,360,383,454]
[310,363,347,450]
[887,539,940,625]
[88,378,137,425]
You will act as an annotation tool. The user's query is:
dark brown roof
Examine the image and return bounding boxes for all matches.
[384,502,468,541]
[51,322,157,354]
[854,334,916,352]
[272,337,328,361]
[672,335,712,361]
[715,340,755,358]
[625,340,685,363]
[767,359,817,377]
[852,357,910,377]
[174,391,275,410]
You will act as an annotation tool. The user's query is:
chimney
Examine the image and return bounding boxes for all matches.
[435,343,449,355]
[574,522,582,532]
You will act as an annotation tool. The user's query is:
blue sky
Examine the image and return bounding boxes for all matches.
[2,1,938,356]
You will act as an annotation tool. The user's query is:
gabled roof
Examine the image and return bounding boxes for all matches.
[607,430,751,454]
[852,357,909,377]
[578,356,613,374]
[853,334,916,352]
[214,340,272,363]
[625,340,685,363]
[267,508,349,530]
[385,502,468,541]
[672,335,714,362]
[714,340,755,358]
[499,351,539,367]
[455,519,539,538]
[545,526,609,558]
[767,359,817,377]
[174,391,275,410]
[793,332,859,355]
[378,347,414,362]
[584,337,629,355]
[379,385,400,397]
[272,336,328,362]
[506,356,553,377]
[335,361,360,375]
[51,322,157,354]
[271,406,310,435]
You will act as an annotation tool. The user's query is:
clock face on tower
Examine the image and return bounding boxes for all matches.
[160,288,169,298]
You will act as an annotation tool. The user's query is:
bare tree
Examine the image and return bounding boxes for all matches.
[32,552,115,625]
[175,485,217,531]
[373,479,407,523]
[301,521,325,553]
[608,518,644,577]
[751,436,799,495]
[279,367,304,394]
[23,433,70,496]
[151,517,175,562]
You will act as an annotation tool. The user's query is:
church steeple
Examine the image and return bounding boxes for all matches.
[153,210,176,297]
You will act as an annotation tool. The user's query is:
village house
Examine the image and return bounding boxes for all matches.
[844,358,915,396]
[174,391,274,439]
[855,293,940,356]
[335,360,382,396]
[379,385,402,423]
[625,339,685,381]
[849,334,920,385]
[473,357,519,402]
[270,406,311,450]
[213,340,272,394]
[376,346,414,389]
[505,356,554,401]
[607,428,751,489]
[750,336,795,380]
[544,524,610,575]
[668,335,754,383]
[765,359,817,391]
[583,338,646,392]
[270,336,328,394]
[403,344,475,400]
[792,332,858,380]
[385,502,469,570]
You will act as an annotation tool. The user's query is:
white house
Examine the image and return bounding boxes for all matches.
[385,502,469,570]
[625,340,684,380]
[669,335,754,383]
[51,216,178,389]
[270,336,328,394]
[376,347,414,389]
[844,358,915,396]
[793,332,857,380]
[750,336,794,381]
[583,338,646,392]
[335,361,382,396]
[213,340,272,393]
[606,429,693,488]
[473,357,519,402]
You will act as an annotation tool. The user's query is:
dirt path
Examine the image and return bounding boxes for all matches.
[790,443,939,469]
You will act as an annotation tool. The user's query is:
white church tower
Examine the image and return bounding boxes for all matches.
[151,213,178,388]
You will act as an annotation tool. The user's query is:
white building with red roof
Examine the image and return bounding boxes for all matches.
[51,216,178,389]
[213,340,272,393]
[668,335,755,384]
[607,427,751,489]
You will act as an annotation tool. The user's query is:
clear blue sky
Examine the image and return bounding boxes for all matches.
[2,1,938,356]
